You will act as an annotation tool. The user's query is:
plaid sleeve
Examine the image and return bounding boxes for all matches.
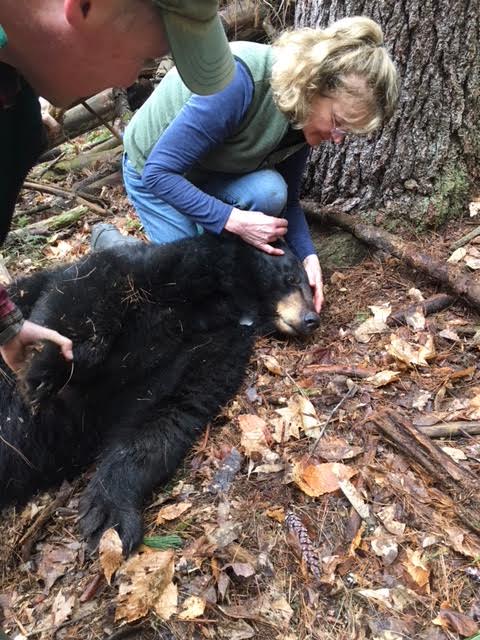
[0,284,23,345]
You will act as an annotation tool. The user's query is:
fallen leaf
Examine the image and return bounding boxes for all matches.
[220,592,293,629]
[266,507,285,523]
[315,437,364,462]
[358,586,417,612]
[99,528,124,585]
[177,595,206,620]
[440,446,467,462]
[388,334,436,367]
[433,605,478,636]
[354,304,391,343]
[261,355,283,375]
[406,307,426,331]
[447,247,468,263]
[371,527,399,565]
[115,550,177,622]
[292,460,357,497]
[273,395,322,441]
[216,619,255,639]
[51,590,75,626]
[336,475,371,521]
[238,414,270,457]
[469,200,480,217]
[465,255,480,270]
[411,389,432,410]
[377,505,405,536]
[37,543,79,592]
[438,328,460,342]
[403,548,430,592]
[156,501,192,525]
[366,370,401,388]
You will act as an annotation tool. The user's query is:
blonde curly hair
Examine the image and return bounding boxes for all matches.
[271,16,399,132]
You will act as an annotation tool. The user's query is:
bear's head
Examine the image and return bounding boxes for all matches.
[237,240,321,337]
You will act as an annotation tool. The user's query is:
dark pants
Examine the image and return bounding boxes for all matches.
[0,64,46,244]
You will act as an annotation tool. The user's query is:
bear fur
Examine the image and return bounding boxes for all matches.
[0,233,319,554]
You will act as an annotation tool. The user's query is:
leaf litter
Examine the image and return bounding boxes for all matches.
[3,173,480,639]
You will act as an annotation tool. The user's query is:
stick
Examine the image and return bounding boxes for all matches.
[22,180,107,215]
[419,421,480,438]
[387,293,456,326]
[303,201,480,312]
[18,481,74,561]
[8,205,90,240]
[450,225,480,250]
[302,364,375,378]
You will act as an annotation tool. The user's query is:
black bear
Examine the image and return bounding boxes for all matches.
[0,233,319,554]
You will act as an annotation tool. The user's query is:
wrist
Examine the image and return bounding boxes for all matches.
[224,208,242,234]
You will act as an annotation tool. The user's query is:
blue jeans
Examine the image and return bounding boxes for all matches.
[123,155,288,244]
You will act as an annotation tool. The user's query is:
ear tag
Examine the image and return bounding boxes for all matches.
[0,25,8,48]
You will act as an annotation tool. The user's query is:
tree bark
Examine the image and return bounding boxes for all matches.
[296,0,480,225]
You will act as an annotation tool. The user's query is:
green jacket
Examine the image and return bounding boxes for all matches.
[123,41,305,176]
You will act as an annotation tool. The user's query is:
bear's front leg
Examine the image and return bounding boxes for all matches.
[78,422,194,555]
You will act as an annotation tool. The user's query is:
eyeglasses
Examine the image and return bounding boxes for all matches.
[331,107,348,141]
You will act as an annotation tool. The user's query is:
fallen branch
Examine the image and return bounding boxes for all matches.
[303,201,480,312]
[419,421,480,438]
[450,224,480,250]
[17,481,74,561]
[302,364,375,378]
[369,408,480,535]
[387,293,456,326]
[22,180,107,215]
[8,205,90,241]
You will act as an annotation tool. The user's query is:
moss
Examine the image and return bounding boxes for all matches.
[427,161,469,228]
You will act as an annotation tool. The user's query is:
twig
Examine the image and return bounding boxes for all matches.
[22,180,107,215]
[18,481,75,561]
[450,225,480,250]
[38,150,67,178]
[309,386,357,457]
[81,100,123,143]
[387,293,456,326]
[418,421,480,438]
[302,364,374,378]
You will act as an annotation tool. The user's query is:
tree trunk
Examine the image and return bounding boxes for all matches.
[296,0,480,225]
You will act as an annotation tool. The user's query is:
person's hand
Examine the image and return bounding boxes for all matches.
[303,254,324,313]
[224,208,288,255]
[0,320,73,373]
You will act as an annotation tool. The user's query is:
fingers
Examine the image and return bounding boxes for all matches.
[258,243,285,256]
[39,328,74,361]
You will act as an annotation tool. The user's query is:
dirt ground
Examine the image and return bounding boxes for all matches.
[1,149,480,640]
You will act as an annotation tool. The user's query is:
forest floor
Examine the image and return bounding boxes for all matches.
[2,136,480,640]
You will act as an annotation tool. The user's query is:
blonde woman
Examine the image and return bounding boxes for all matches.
[121,16,399,313]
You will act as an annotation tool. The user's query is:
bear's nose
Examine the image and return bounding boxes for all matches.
[303,311,320,332]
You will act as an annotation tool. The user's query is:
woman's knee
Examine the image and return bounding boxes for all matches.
[241,170,288,215]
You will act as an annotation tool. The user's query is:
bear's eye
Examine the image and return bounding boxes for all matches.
[286,274,301,286]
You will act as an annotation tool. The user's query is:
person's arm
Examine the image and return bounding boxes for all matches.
[141,62,287,254]
[277,147,324,312]
[0,284,73,372]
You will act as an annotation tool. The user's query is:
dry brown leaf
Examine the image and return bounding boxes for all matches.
[366,370,401,388]
[371,527,399,565]
[292,460,357,497]
[447,247,467,263]
[99,528,124,586]
[177,595,206,620]
[273,395,321,441]
[440,446,467,462]
[376,505,405,536]
[51,590,75,626]
[403,549,430,592]
[220,592,293,629]
[115,550,176,623]
[406,307,426,331]
[156,501,192,525]
[336,475,370,520]
[36,543,79,592]
[433,605,479,636]
[388,334,435,367]
[358,586,417,612]
[261,355,283,375]
[354,304,391,343]
[266,507,285,523]
[238,414,270,457]
[315,437,363,462]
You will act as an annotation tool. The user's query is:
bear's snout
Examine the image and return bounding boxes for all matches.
[301,310,321,334]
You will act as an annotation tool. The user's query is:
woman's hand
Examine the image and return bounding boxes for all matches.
[0,320,73,373]
[303,254,324,313]
[224,208,288,255]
